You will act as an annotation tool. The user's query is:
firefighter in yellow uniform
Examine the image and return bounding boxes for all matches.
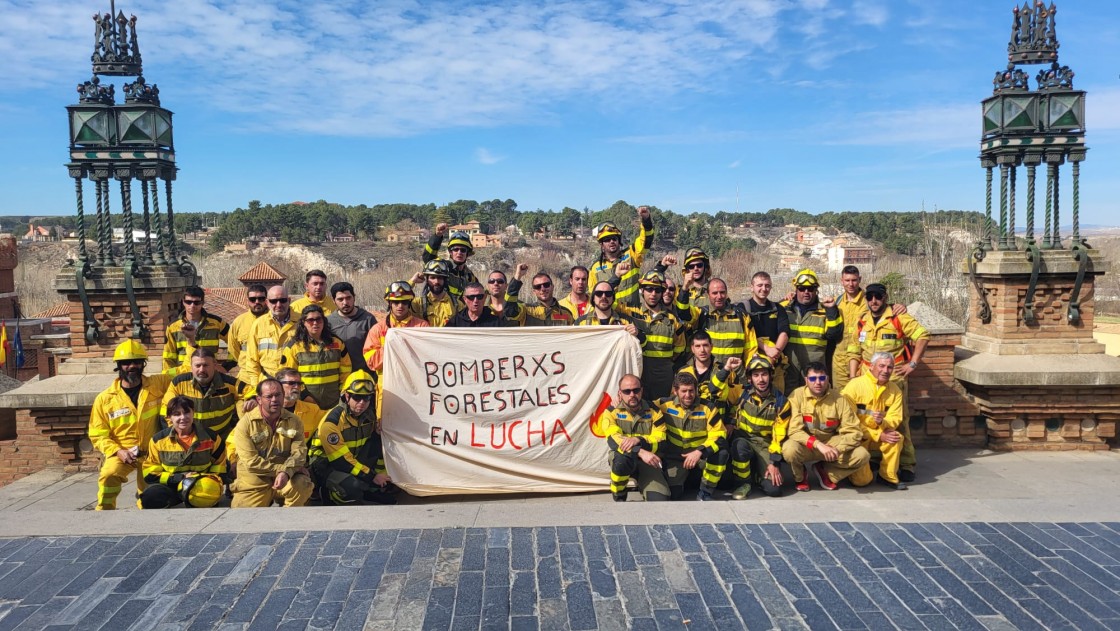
[616,271,686,400]
[842,352,907,490]
[654,372,728,501]
[675,278,758,369]
[363,281,431,417]
[782,269,842,390]
[717,355,790,499]
[227,284,269,365]
[281,304,353,410]
[832,265,867,392]
[411,259,461,327]
[679,248,713,310]
[240,285,298,387]
[588,205,654,307]
[423,224,479,300]
[678,331,744,409]
[162,287,229,375]
[855,282,929,483]
[290,270,337,316]
[140,395,227,508]
[309,372,395,505]
[782,362,871,491]
[88,340,175,510]
[230,379,313,508]
[161,348,247,442]
[599,374,670,502]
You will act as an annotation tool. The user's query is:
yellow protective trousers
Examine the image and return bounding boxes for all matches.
[96,456,145,510]
[230,471,313,508]
[782,441,872,486]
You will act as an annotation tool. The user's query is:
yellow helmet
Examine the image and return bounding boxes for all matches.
[342,370,375,396]
[113,339,148,362]
[422,259,452,278]
[792,269,820,288]
[447,231,474,254]
[746,354,775,374]
[638,271,667,289]
[594,222,623,243]
[682,247,709,271]
[385,281,415,302]
[181,474,222,508]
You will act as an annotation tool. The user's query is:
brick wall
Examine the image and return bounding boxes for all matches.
[968,384,1119,451]
[908,332,984,448]
[967,277,1097,343]
[0,407,96,487]
[66,291,181,359]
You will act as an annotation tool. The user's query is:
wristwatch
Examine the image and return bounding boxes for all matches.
[908,361,918,369]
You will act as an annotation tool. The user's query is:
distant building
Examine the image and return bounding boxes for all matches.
[470,234,503,249]
[450,220,484,236]
[23,225,58,243]
[827,245,876,272]
[238,261,287,289]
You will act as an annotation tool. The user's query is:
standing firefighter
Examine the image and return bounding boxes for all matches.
[89,340,174,510]
[655,372,728,501]
[310,371,395,505]
[783,269,842,389]
[363,281,430,417]
[281,305,353,410]
[423,223,479,299]
[679,247,713,310]
[616,271,686,401]
[589,205,655,307]
[599,374,670,502]
[411,259,461,327]
[719,355,789,500]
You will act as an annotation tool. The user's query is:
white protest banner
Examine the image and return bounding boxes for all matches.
[380,326,642,495]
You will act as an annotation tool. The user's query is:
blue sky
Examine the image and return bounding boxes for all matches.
[2,0,1119,225]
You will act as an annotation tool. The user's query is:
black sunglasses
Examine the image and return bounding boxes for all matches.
[620,387,642,395]
[533,282,552,290]
[593,290,614,298]
[182,299,202,305]
[268,298,290,304]
[247,296,267,303]
[463,294,486,301]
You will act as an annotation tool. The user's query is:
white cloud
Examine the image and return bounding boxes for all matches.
[729,160,741,169]
[475,148,504,165]
[820,102,977,149]
[850,0,888,27]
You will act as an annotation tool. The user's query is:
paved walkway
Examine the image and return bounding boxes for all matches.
[0,449,1118,630]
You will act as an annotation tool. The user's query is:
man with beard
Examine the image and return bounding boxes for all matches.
[163,286,228,375]
[240,284,298,387]
[842,352,907,490]
[599,374,669,502]
[854,282,929,483]
[616,271,686,400]
[679,247,713,310]
[310,371,395,505]
[783,269,842,390]
[363,281,430,416]
[743,271,791,393]
[589,205,654,307]
[291,269,337,316]
[718,355,789,500]
[574,282,643,343]
[448,282,504,327]
[227,284,268,365]
[558,265,592,319]
[423,223,479,300]
[507,265,575,326]
[484,270,522,325]
[410,259,460,327]
[655,372,728,501]
[230,379,313,508]
[782,362,871,491]
[161,348,247,442]
[676,278,758,369]
[88,340,174,510]
[272,368,325,441]
[327,281,378,375]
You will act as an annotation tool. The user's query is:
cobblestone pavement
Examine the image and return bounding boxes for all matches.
[0,522,1118,630]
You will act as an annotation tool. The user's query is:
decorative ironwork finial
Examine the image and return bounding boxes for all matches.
[92,4,142,76]
[1008,1,1059,64]
[123,75,160,105]
[1035,61,1074,91]
[77,76,115,105]
[992,63,1030,94]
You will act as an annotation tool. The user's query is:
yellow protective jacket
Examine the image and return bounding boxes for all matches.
[835,290,868,357]
[599,401,666,455]
[163,311,228,375]
[505,280,574,326]
[573,310,646,345]
[654,396,726,457]
[841,371,904,441]
[232,407,308,478]
[680,362,742,406]
[290,399,327,441]
[422,232,480,299]
[309,404,384,477]
[142,424,227,486]
[730,388,790,461]
[676,298,759,365]
[857,307,930,374]
[411,291,460,327]
[589,217,654,307]
[239,312,298,386]
[226,310,261,364]
[291,293,337,317]
[786,386,863,453]
[783,301,842,370]
[558,295,591,320]
[617,303,685,361]
[281,336,352,409]
[89,373,174,458]
[161,372,248,438]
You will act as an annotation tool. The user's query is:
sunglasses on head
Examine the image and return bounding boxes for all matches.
[620,387,642,395]
[806,375,827,383]
[182,299,202,305]
[463,294,485,301]
[268,298,289,304]
[248,296,267,303]
[593,290,614,298]
[533,282,552,290]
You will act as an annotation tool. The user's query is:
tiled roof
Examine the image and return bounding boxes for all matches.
[33,301,70,319]
[203,289,249,324]
[238,261,287,282]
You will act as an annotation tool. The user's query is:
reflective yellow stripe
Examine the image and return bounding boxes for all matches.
[350,463,364,476]
[326,444,352,461]
[789,336,827,346]
[257,340,278,351]
[301,374,341,386]
[299,361,340,372]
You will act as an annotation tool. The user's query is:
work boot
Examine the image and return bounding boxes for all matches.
[731,483,752,500]
[796,468,810,492]
[813,462,838,491]
[876,474,908,491]
[613,492,628,502]
[899,469,916,483]
[696,489,712,501]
